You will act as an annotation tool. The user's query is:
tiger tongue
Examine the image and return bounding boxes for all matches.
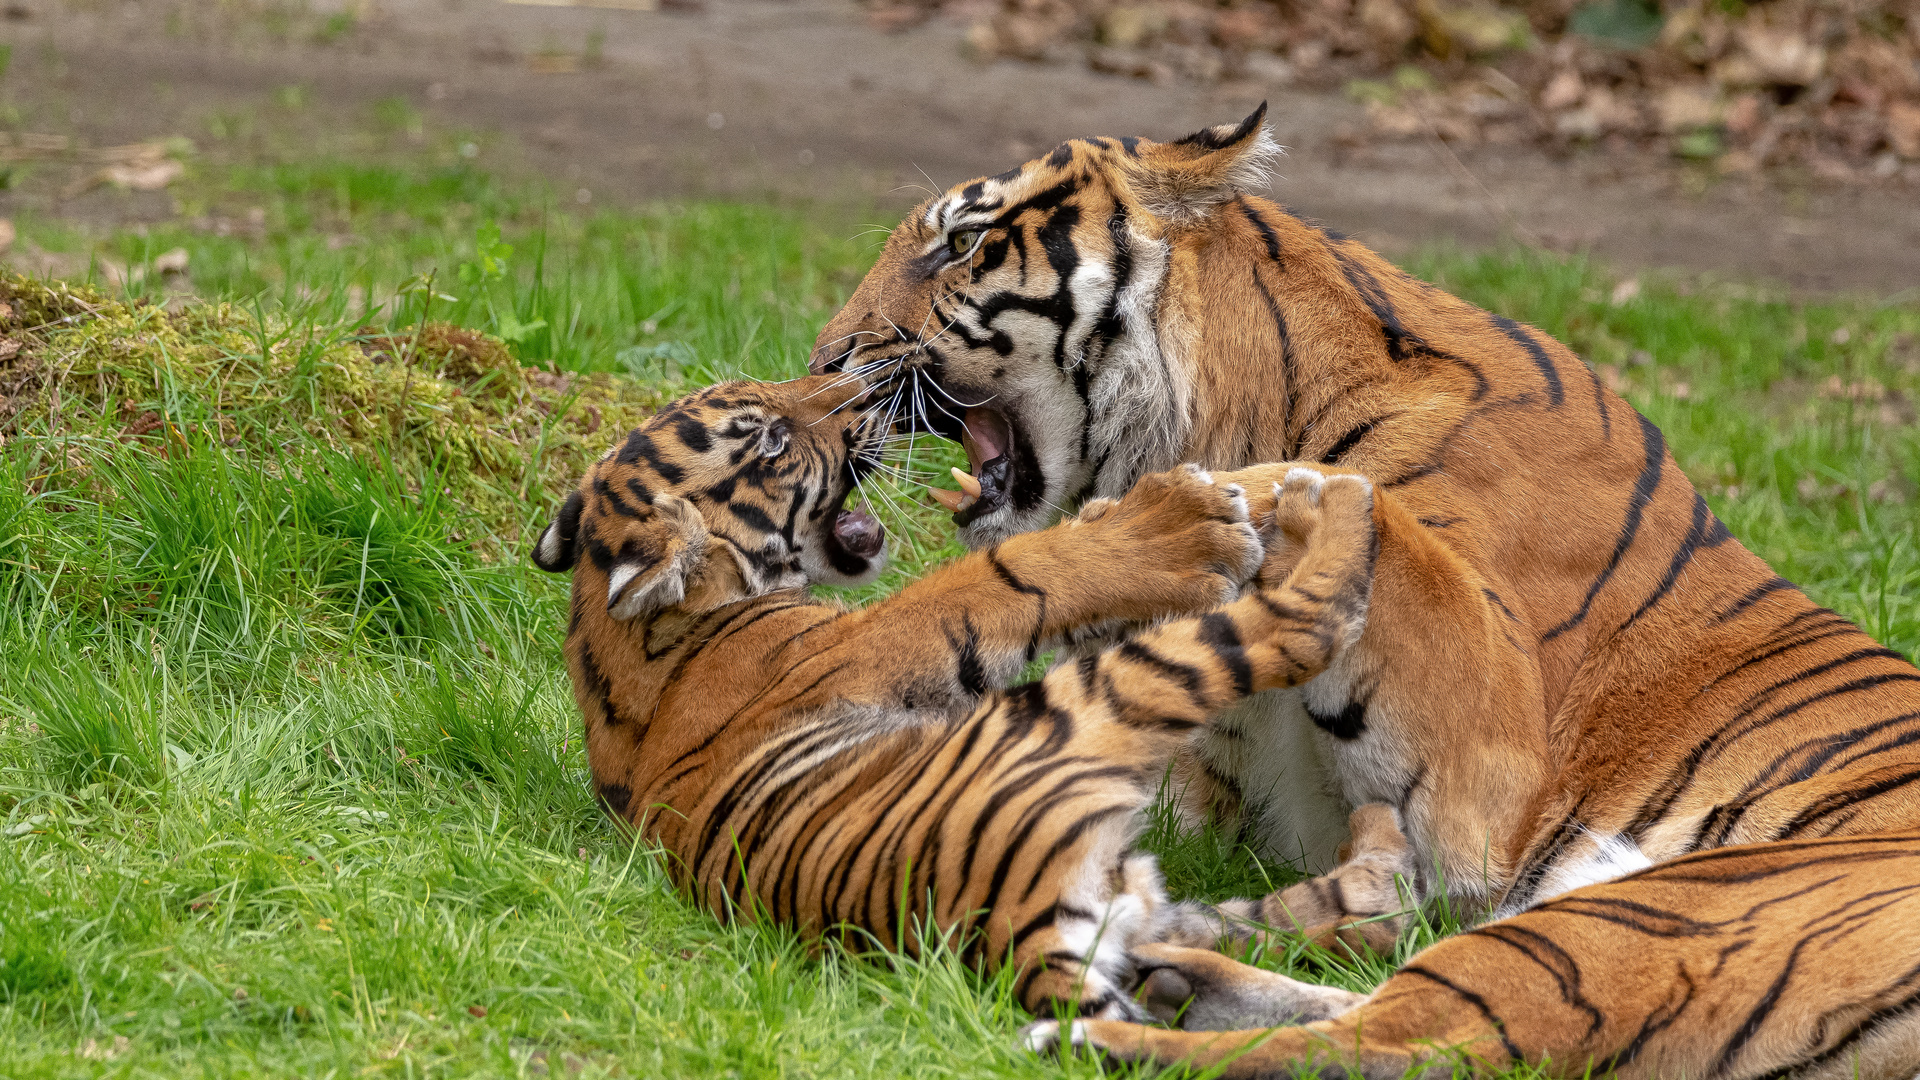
[833,505,884,558]
[960,407,1010,473]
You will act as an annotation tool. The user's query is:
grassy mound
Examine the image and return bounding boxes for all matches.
[0,274,666,549]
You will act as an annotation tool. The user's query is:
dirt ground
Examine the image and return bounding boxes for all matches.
[14,0,1920,294]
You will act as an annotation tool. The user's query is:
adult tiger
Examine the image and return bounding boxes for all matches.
[529,373,1418,1019]
[811,106,1920,1076]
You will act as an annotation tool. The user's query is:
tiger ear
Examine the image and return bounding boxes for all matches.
[1126,103,1280,224]
[532,490,585,572]
[602,493,712,621]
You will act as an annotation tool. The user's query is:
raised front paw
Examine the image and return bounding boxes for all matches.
[1076,463,1264,615]
[1252,468,1377,633]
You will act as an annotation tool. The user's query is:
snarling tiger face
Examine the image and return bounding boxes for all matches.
[531,375,888,618]
[811,108,1277,547]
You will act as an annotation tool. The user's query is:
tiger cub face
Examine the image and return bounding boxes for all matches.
[530,375,888,619]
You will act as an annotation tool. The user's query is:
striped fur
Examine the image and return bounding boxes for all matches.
[813,108,1920,1076]
[533,375,1445,1018]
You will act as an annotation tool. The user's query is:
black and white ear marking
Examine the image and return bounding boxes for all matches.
[531,490,584,572]
[759,418,791,459]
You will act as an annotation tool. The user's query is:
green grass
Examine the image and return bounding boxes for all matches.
[1,143,1915,1078]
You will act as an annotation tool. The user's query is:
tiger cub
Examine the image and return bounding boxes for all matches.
[530,373,1409,1017]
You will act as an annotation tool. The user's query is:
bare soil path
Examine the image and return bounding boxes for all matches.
[15,0,1920,293]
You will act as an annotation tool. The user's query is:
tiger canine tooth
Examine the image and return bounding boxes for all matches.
[950,467,983,499]
[929,486,975,513]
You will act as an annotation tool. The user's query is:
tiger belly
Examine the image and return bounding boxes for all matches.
[1200,689,1350,874]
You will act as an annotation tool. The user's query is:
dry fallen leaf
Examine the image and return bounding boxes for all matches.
[103,159,185,191]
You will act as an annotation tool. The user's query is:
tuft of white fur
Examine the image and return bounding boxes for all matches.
[606,564,641,608]
[537,522,565,567]
[1213,127,1284,197]
[1020,1019,1085,1053]
[1050,839,1163,1010]
[607,549,694,621]
[1495,832,1654,919]
[1081,221,1187,505]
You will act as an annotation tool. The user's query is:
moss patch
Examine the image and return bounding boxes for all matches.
[0,275,665,549]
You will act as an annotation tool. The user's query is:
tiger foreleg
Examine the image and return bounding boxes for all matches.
[1212,460,1552,914]
[992,470,1380,1019]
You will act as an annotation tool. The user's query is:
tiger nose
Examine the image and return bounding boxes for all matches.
[810,317,883,374]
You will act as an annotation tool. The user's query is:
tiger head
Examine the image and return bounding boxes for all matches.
[810,105,1279,547]
[530,375,887,620]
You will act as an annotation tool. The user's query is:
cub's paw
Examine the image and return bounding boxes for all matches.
[1019,1019,1085,1057]
[1071,496,1119,525]
[1098,463,1264,607]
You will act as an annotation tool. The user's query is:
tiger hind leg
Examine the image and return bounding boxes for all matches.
[1028,832,1920,1079]
[1155,803,1416,965]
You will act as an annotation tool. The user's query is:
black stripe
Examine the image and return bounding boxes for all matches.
[1482,588,1521,623]
[1239,198,1283,265]
[1489,313,1564,407]
[987,547,1050,660]
[1196,613,1252,696]
[1114,641,1208,704]
[1395,967,1525,1061]
[1714,576,1798,623]
[1774,766,1920,838]
[1173,103,1265,150]
[1542,412,1666,642]
[1615,491,1715,636]
[1304,699,1367,739]
[1583,360,1613,441]
[1695,620,1858,700]
[1318,414,1397,465]
[1250,271,1301,455]
[1468,924,1603,1037]
[948,615,989,697]
[1728,647,1911,719]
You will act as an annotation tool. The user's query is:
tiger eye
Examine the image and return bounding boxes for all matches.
[949,230,981,257]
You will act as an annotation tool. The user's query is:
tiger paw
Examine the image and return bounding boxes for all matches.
[1018,1019,1084,1057]
[1261,467,1374,566]
[1252,468,1376,630]
[1131,943,1368,1031]
[1076,462,1264,617]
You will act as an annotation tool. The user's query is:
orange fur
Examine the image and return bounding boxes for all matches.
[813,107,1920,1076]
[532,375,1419,1019]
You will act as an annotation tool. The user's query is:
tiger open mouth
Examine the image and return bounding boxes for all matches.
[928,406,1017,526]
[817,418,888,579]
